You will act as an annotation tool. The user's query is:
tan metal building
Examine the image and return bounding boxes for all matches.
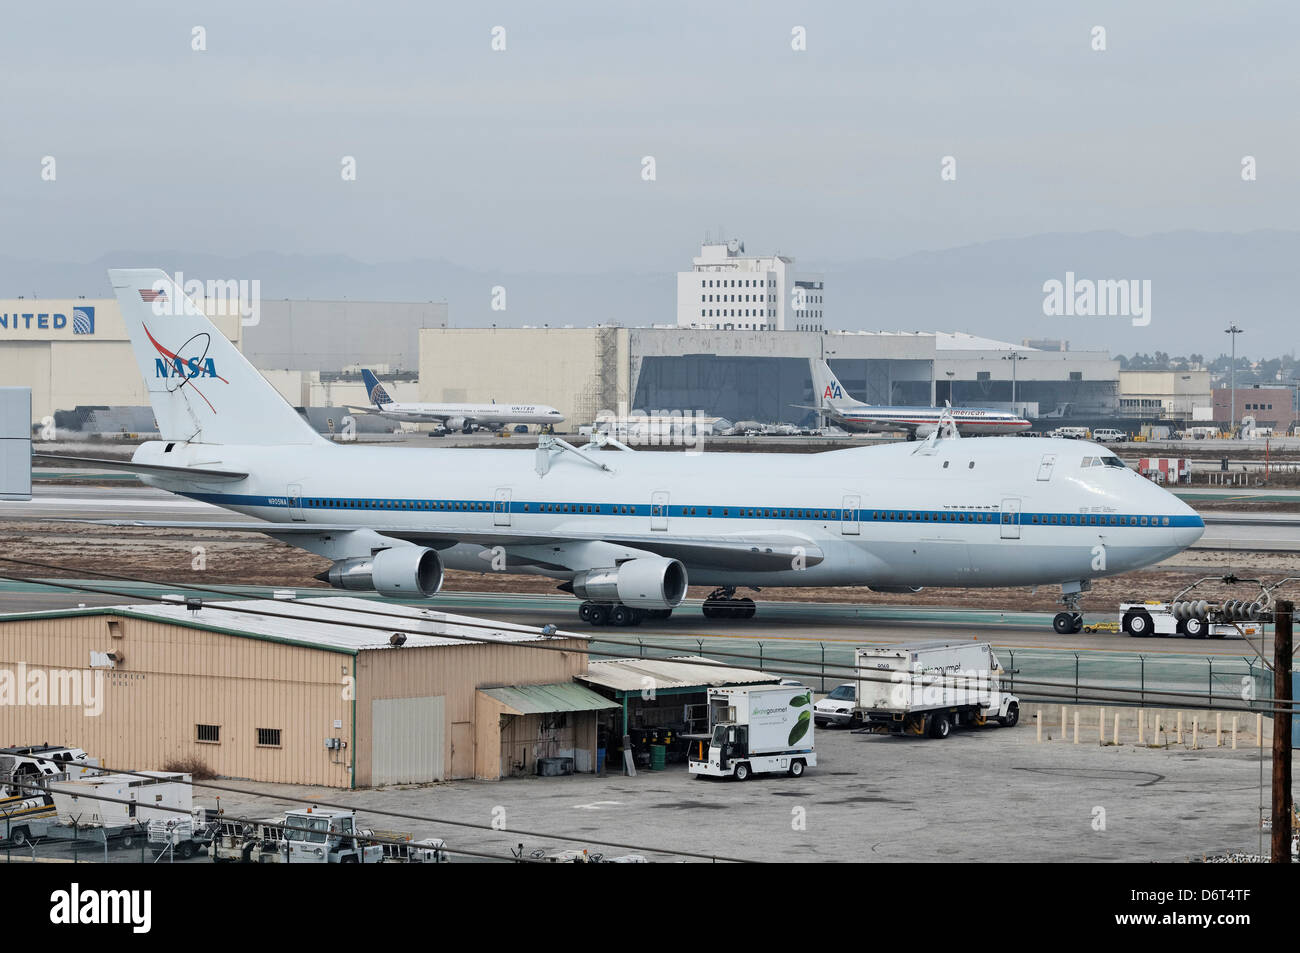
[0,596,612,788]
[0,298,244,425]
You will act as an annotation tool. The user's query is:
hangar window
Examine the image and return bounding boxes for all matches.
[196,724,220,744]
[257,728,282,748]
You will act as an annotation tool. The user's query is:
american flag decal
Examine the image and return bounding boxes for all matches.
[139,288,168,302]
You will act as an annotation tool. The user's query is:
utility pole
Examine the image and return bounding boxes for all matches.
[1225,324,1242,435]
[1273,599,1293,863]
[1002,352,1026,411]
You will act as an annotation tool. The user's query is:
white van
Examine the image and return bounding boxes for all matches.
[1092,428,1127,443]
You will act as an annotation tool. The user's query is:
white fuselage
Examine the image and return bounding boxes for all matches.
[829,405,1031,436]
[133,437,1203,591]
[371,402,564,427]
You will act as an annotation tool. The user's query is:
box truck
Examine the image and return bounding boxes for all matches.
[50,771,192,847]
[852,641,1019,739]
[688,685,816,780]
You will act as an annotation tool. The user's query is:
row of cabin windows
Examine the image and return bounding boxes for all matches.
[1027,513,1169,527]
[196,725,281,747]
[306,499,491,511]
[872,511,996,523]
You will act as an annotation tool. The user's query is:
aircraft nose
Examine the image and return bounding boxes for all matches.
[1171,502,1205,550]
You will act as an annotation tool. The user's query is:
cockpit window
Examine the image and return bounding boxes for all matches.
[1081,456,1127,469]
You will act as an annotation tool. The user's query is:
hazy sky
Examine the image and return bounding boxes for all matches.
[2,2,1297,272]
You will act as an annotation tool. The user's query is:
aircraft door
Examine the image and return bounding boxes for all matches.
[494,487,512,527]
[287,483,304,521]
[841,494,861,535]
[1037,454,1057,481]
[650,491,669,531]
[1000,497,1021,539]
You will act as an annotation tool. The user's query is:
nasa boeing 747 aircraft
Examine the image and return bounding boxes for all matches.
[45,270,1204,634]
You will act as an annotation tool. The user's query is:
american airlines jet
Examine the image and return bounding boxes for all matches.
[812,360,1031,438]
[349,369,564,433]
[44,270,1203,636]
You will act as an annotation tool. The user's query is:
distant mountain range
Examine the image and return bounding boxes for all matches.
[3,229,1296,355]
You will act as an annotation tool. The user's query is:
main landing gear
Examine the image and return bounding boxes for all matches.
[702,587,757,620]
[577,601,673,627]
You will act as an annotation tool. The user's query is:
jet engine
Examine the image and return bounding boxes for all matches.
[444,417,468,433]
[318,547,444,598]
[569,557,688,609]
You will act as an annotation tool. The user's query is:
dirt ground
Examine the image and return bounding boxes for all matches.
[3,518,1296,614]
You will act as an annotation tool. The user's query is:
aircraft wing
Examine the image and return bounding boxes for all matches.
[820,410,915,433]
[32,453,249,482]
[85,519,822,571]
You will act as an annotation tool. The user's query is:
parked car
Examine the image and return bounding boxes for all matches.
[813,683,858,728]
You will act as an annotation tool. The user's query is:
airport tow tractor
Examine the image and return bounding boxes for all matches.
[1113,574,1298,639]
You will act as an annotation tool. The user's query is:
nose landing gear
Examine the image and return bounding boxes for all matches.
[1052,611,1084,635]
[1051,580,1091,635]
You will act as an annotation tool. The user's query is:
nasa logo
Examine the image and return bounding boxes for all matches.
[156,355,219,379]
[823,383,842,400]
[144,324,229,413]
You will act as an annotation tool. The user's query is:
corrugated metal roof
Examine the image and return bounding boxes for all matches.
[478,683,618,715]
[111,597,586,654]
[577,655,777,693]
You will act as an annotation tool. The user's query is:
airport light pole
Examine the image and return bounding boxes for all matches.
[1225,324,1242,435]
[945,370,955,405]
[1002,352,1027,411]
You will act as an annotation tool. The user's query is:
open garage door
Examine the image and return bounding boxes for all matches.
[371,695,445,785]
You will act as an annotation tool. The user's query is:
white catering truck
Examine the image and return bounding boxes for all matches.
[688,685,816,780]
[852,641,1019,739]
[50,771,193,847]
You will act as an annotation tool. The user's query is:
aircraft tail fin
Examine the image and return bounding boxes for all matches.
[360,369,394,407]
[811,359,856,411]
[109,268,323,446]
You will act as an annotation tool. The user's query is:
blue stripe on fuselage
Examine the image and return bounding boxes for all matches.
[180,492,1203,529]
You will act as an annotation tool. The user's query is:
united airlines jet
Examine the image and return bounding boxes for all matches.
[812,360,1031,438]
[41,270,1203,635]
[349,369,564,433]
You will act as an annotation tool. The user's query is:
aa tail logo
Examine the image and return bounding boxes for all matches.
[145,324,228,412]
[823,383,843,400]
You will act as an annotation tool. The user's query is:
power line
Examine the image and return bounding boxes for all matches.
[6,752,752,863]
[5,779,538,864]
[0,562,1294,714]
